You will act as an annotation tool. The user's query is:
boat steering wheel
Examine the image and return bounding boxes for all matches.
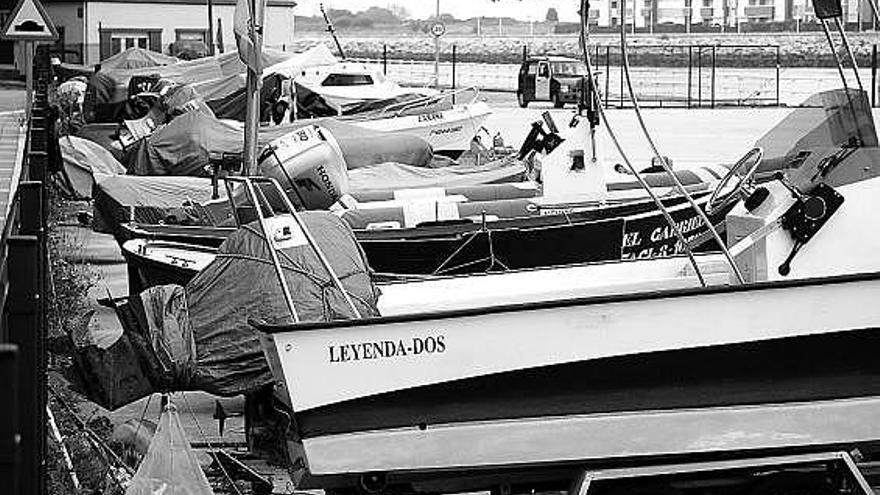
[706,147,764,215]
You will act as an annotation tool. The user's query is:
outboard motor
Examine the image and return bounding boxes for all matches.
[257,125,349,210]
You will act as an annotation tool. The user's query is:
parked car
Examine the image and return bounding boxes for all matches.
[517,55,588,108]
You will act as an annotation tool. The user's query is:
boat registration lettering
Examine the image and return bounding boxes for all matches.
[417,112,444,123]
[328,335,446,363]
[429,125,463,136]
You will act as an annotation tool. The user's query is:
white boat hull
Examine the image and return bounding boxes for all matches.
[261,271,880,488]
[352,101,492,154]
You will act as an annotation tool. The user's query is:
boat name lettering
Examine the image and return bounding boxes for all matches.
[429,126,463,136]
[293,164,338,200]
[649,216,703,243]
[417,112,444,123]
[622,231,642,248]
[328,335,446,363]
[622,215,706,260]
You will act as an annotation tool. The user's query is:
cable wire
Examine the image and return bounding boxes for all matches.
[616,0,744,284]
[579,0,707,287]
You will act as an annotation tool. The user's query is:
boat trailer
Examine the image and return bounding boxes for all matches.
[570,451,876,495]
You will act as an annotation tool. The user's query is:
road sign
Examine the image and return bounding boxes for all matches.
[430,22,446,37]
[0,0,58,41]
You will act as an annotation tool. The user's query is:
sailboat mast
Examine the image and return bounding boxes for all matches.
[243,0,264,176]
[321,3,346,59]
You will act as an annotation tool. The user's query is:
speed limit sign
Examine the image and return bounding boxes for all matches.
[430,22,446,37]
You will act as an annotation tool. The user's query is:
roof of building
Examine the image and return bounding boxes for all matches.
[44,0,296,6]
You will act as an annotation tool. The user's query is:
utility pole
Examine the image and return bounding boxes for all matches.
[207,0,215,55]
[434,0,439,87]
[686,1,691,33]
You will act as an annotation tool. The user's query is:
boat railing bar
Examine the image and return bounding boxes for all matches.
[579,0,707,286]
[226,177,300,323]
[574,451,875,495]
[819,18,866,145]
[377,86,481,118]
[832,17,865,94]
[223,176,363,320]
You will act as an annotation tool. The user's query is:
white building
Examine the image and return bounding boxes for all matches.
[586,0,873,28]
[43,0,297,65]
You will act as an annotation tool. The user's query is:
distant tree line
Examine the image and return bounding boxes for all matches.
[320,6,408,29]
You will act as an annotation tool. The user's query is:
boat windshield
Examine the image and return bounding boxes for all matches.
[754,88,878,175]
[551,61,589,76]
[322,73,375,86]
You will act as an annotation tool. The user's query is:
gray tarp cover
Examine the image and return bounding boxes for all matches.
[59,136,127,198]
[349,158,526,191]
[184,212,380,395]
[124,110,433,176]
[98,48,293,104]
[71,212,379,408]
[91,174,222,233]
[100,47,180,71]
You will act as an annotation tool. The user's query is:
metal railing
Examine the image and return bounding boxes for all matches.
[0,47,51,495]
[48,41,879,108]
[344,43,879,108]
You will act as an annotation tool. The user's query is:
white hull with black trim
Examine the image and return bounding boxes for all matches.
[257,132,880,493]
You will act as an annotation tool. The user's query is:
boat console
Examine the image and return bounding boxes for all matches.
[726,144,880,282]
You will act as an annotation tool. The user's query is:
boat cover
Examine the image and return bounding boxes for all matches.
[92,174,223,235]
[348,158,526,191]
[91,157,514,237]
[82,48,295,123]
[70,212,379,408]
[74,123,126,161]
[195,44,338,105]
[59,136,127,198]
[124,110,433,176]
[207,73,339,121]
[185,213,379,395]
[100,47,180,71]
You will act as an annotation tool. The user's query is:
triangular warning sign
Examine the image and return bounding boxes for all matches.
[0,0,58,41]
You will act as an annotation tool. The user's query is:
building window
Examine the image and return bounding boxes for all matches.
[111,32,148,55]
[175,29,207,43]
[99,28,162,61]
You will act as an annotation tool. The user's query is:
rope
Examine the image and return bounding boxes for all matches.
[180,393,245,495]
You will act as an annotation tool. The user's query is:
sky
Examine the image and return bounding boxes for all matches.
[296,0,583,22]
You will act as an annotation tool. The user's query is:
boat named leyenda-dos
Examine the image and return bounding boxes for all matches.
[249,86,880,495]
